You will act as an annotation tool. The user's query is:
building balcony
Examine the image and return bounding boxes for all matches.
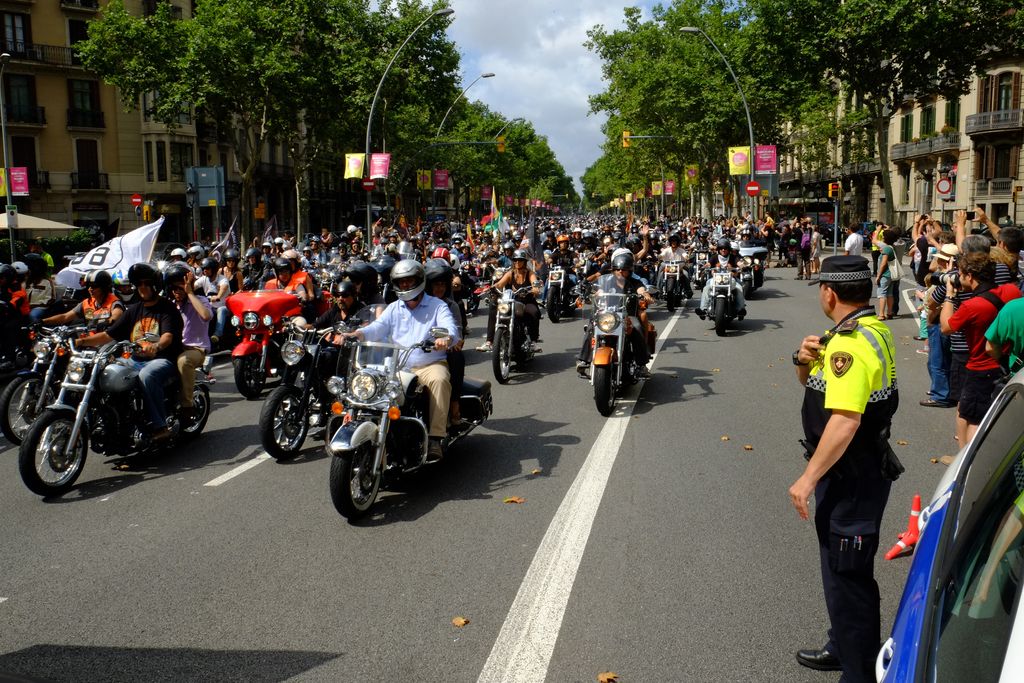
[890,134,961,161]
[930,132,961,154]
[67,108,105,129]
[32,171,50,190]
[60,0,101,11]
[71,172,109,190]
[2,40,82,68]
[258,162,294,179]
[975,177,1014,198]
[966,109,1023,136]
[5,105,45,126]
[890,142,910,161]
[779,170,799,184]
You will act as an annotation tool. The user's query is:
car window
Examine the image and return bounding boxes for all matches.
[930,388,1024,680]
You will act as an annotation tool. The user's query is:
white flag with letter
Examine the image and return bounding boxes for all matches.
[55,216,165,289]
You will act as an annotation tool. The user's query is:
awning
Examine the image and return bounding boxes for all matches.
[0,213,77,232]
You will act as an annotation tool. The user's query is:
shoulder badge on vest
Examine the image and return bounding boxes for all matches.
[835,318,860,334]
[830,351,854,377]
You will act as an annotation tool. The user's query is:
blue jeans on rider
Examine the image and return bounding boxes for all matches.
[29,307,48,324]
[926,322,952,404]
[133,358,177,430]
[214,305,232,340]
[699,280,745,313]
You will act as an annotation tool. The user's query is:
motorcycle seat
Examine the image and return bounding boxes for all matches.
[461,376,491,397]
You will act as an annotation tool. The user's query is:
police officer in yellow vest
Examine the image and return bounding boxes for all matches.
[789,255,902,682]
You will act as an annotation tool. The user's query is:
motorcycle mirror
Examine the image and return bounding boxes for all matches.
[142,332,160,343]
[430,327,450,340]
[292,316,308,330]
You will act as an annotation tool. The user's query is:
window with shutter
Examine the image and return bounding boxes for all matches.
[975,149,984,180]
[1013,72,1022,110]
[978,75,990,113]
[1010,145,1020,180]
[985,145,997,178]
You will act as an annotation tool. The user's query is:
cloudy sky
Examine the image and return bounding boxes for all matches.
[445,1,655,190]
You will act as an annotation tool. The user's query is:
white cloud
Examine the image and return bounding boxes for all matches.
[446,1,653,190]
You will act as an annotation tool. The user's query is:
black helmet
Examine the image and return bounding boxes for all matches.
[716,237,732,252]
[611,252,635,271]
[424,258,454,284]
[331,278,357,299]
[162,262,191,290]
[83,269,113,291]
[224,248,240,262]
[668,232,681,245]
[273,257,293,274]
[128,262,161,286]
[245,247,261,260]
[346,261,378,286]
[200,257,218,272]
[512,249,529,261]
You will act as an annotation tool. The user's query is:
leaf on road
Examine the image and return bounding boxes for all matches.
[896,440,909,446]
[743,444,754,451]
[115,464,130,471]
[711,368,721,373]
[597,673,619,683]
[452,616,470,628]
[768,364,773,368]
[930,458,939,464]
[720,435,730,441]
[530,469,542,476]
[504,496,526,504]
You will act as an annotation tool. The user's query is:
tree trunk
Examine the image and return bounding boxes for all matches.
[294,170,308,243]
[871,104,896,226]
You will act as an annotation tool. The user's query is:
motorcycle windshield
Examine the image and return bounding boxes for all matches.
[592,291,628,312]
[350,341,411,376]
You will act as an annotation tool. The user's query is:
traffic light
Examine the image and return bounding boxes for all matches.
[828,182,841,198]
[142,204,152,221]
[496,135,506,153]
[622,130,631,148]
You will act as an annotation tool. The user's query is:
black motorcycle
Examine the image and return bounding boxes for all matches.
[258,317,362,461]
[545,265,578,323]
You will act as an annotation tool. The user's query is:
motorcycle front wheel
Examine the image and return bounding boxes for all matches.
[18,409,89,496]
[329,441,381,520]
[260,385,308,461]
[181,384,211,440]
[714,298,728,337]
[0,373,52,445]
[233,355,266,400]
[546,286,561,323]
[492,328,511,384]
[593,364,615,416]
[665,278,677,312]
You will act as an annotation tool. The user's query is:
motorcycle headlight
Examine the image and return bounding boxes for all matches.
[715,273,731,285]
[349,372,378,401]
[497,302,511,315]
[281,340,305,366]
[326,376,346,396]
[242,312,259,330]
[596,312,619,333]
[33,341,51,359]
[262,314,274,328]
[754,258,761,265]
[67,360,86,383]
[549,271,563,281]
[230,315,240,327]
[665,265,678,274]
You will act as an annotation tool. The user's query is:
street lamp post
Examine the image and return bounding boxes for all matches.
[364,8,454,239]
[0,53,13,261]
[493,117,525,140]
[435,72,495,139]
[680,27,756,218]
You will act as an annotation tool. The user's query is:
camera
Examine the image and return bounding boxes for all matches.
[965,210,977,221]
[927,271,961,290]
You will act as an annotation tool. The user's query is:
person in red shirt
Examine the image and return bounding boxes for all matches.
[941,250,1022,443]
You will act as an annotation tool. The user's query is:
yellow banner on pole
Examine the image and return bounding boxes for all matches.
[625,193,634,203]
[684,164,699,185]
[416,170,431,190]
[727,147,750,176]
[344,154,365,179]
[651,181,663,196]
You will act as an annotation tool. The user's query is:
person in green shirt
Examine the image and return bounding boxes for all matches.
[986,298,1024,372]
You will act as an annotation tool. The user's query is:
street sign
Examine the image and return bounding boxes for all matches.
[745,181,760,197]
[935,177,953,200]
[130,193,143,207]
[361,178,375,191]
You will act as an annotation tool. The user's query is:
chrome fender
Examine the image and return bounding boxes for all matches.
[327,420,378,456]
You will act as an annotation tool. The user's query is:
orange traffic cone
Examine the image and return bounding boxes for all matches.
[885,493,922,560]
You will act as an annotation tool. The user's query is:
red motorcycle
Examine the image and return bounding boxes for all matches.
[226,290,306,399]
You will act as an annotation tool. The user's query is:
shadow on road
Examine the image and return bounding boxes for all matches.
[0,644,340,683]
[351,414,579,527]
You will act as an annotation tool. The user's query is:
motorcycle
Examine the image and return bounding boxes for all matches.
[709,266,743,336]
[491,286,537,384]
[258,317,363,461]
[226,290,304,399]
[589,291,645,417]
[690,249,711,290]
[736,243,770,297]
[658,260,691,312]
[325,330,493,519]
[0,324,86,445]
[544,265,576,323]
[17,335,211,496]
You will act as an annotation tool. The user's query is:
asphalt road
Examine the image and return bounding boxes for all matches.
[0,267,954,683]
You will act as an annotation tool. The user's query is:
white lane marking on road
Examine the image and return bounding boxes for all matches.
[203,452,271,487]
[478,310,682,683]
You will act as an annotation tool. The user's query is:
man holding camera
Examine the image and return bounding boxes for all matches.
[940,249,1021,444]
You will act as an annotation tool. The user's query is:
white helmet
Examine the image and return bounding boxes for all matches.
[170,247,187,259]
[390,259,425,301]
[347,225,358,234]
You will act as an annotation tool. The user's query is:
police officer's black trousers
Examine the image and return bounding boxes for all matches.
[813,475,890,683]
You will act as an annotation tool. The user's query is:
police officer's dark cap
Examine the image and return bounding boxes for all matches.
[819,255,871,282]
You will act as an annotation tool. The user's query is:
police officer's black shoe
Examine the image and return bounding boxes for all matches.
[795,648,841,671]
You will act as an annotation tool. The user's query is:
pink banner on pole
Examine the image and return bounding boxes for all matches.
[665,180,676,195]
[369,153,391,179]
[9,167,29,196]
[433,169,449,190]
[532,199,541,207]
[504,195,513,206]
[755,145,777,175]
[481,186,492,201]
